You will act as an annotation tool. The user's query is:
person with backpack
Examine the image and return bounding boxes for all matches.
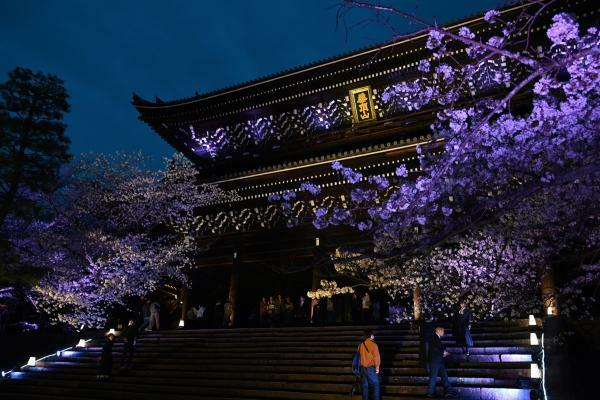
[353,329,381,400]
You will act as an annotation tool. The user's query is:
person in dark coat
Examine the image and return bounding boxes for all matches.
[120,319,137,369]
[342,292,353,323]
[283,296,294,325]
[97,333,116,379]
[372,297,381,323]
[214,299,224,328]
[452,299,474,355]
[426,326,458,398]
[295,295,309,325]
[418,312,436,372]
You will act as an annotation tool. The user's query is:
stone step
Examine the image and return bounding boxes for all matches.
[20,369,529,389]
[141,325,536,338]
[133,332,533,343]
[44,350,533,365]
[40,358,532,370]
[79,340,539,355]
[26,364,530,378]
[1,374,532,399]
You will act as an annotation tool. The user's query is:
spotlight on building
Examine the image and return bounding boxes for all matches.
[528,314,536,326]
[178,319,185,328]
[530,333,539,346]
[76,339,87,348]
[530,363,541,379]
[26,357,36,367]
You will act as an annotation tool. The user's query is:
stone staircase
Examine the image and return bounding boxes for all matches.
[0,320,541,400]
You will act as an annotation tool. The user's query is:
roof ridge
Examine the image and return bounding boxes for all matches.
[132,0,519,108]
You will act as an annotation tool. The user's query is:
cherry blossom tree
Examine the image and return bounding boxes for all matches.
[276,1,600,318]
[8,153,238,328]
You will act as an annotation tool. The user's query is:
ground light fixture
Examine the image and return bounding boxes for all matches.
[179,319,185,328]
[2,338,92,379]
[530,363,541,379]
[528,314,536,325]
[108,328,116,335]
[530,332,539,346]
[546,306,554,315]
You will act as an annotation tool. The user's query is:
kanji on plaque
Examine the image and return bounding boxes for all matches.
[349,86,376,123]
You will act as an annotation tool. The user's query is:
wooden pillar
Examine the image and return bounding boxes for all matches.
[413,287,421,321]
[228,252,240,327]
[180,284,189,323]
[542,272,559,316]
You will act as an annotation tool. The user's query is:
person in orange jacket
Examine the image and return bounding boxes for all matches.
[358,329,381,400]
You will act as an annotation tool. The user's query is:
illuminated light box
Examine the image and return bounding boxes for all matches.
[178,319,185,328]
[530,363,541,379]
[26,357,36,367]
[530,333,539,346]
[528,315,536,326]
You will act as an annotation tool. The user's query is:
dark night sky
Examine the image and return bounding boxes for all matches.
[1,0,502,168]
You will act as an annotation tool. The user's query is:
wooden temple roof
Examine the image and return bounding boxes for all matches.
[130,0,594,266]
[132,1,562,182]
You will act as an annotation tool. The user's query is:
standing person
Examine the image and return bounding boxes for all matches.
[97,333,115,380]
[372,296,381,323]
[0,304,8,334]
[223,297,233,327]
[273,294,283,325]
[149,299,161,331]
[310,297,320,324]
[418,312,435,372]
[283,296,294,325]
[452,299,474,355]
[326,297,335,324]
[266,296,276,327]
[426,326,458,398]
[361,292,371,322]
[214,299,224,328]
[343,292,353,323]
[352,293,361,322]
[259,297,267,327]
[296,295,308,325]
[120,319,137,370]
[358,329,381,400]
[138,299,151,333]
[334,294,343,323]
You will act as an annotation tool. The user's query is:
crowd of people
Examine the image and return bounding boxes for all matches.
[184,290,389,329]
[256,291,387,327]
